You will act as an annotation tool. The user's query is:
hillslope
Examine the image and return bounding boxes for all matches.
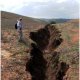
[1,11,79,80]
[1,11,46,29]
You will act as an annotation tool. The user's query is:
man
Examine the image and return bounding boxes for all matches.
[17,18,23,42]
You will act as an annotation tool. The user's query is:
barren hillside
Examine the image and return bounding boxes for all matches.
[1,11,79,80]
[1,11,46,30]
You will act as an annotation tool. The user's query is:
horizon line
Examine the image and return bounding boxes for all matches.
[0,10,79,19]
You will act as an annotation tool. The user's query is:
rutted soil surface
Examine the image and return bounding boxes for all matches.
[1,49,32,80]
[26,24,69,80]
[1,20,79,80]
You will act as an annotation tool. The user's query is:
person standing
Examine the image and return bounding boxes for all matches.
[17,18,23,42]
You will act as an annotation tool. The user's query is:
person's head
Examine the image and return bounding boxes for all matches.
[19,18,22,21]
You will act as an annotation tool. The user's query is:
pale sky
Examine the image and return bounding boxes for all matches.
[0,0,79,19]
